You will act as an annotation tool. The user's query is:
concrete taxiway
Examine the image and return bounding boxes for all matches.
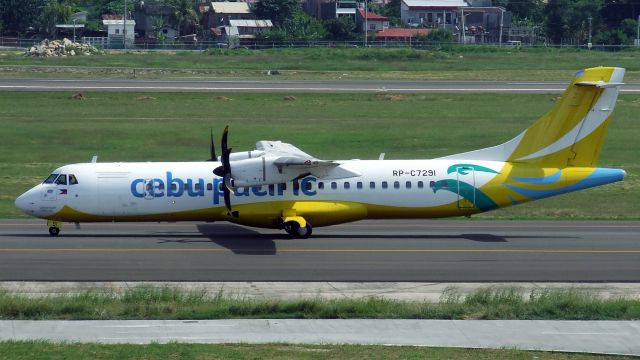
[2,319,639,356]
[2,78,640,93]
[1,220,638,282]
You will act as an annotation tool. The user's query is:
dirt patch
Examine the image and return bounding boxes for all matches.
[550,96,562,102]
[137,96,157,101]
[70,93,85,100]
[215,96,232,101]
[283,96,296,101]
[380,94,405,101]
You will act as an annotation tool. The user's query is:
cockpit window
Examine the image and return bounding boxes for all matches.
[54,174,67,185]
[69,174,78,185]
[43,174,59,184]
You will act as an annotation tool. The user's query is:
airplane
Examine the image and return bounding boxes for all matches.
[15,66,627,238]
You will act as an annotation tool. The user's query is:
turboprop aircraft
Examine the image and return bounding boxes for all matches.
[15,67,627,237]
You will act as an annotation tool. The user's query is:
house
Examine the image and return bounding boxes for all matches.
[400,0,468,29]
[102,15,135,47]
[375,28,431,41]
[399,0,511,43]
[228,19,273,39]
[203,2,255,33]
[355,9,389,32]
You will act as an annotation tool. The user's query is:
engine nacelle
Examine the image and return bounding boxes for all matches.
[230,157,293,187]
[229,150,265,162]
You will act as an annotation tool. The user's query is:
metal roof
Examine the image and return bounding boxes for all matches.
[210,2,251,14]
[229,19,273,27]
[402,0,469,7]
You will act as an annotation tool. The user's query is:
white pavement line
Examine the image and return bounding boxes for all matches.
[2,320,640,355]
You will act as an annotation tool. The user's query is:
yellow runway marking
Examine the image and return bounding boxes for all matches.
[0,248,639,254]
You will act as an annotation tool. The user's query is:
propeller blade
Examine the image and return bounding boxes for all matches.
[221,125,229,154]
[209,128,217,161]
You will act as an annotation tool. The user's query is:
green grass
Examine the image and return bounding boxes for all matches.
[2,47,640,80]
[0,91,637,219]
[1,342,631,360]
[1,286,639,320]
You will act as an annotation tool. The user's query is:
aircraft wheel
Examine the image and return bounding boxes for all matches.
[296,224,312,238]
[284,222,312,238]
[48,227,60,236]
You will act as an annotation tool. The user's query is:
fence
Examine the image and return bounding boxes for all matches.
[2,36,639,52]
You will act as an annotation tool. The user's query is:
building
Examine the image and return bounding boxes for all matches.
[102,15,135,47]
[228,19,273,40]
[355,9,389,32]
[399,0,510,43]
[203,2,255,32]
[133,2,175,39]
[401,0,468,28]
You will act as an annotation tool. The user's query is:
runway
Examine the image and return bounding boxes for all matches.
[0,220,638,282]
[2,78,640,93]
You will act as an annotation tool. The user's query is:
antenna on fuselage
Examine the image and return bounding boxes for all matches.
[378,153,385,160]
[91,155,98,163]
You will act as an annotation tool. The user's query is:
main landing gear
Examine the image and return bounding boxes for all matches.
[47,220,62,236]
[284,221,313,238]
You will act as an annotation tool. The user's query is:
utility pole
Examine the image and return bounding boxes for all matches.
[364,0,367,46]
[499,9,504,47]
[461,8,465,44]
[588,16,592,49]
[637,14,639,48]
[123,0,127,49]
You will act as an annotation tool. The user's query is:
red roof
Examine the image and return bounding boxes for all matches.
[358,9,388,21]
[375,28,431,39]
[102,14,123,20]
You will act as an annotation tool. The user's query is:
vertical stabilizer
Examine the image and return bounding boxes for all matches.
[439,67,624,168]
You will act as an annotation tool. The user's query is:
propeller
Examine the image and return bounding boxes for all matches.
[213,126,236,216]
[208,128,217,162]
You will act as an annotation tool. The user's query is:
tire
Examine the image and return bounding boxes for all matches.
[296,224,312,238]
[48,227,60,236]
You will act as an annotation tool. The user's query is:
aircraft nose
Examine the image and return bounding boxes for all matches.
[15,189,37,215]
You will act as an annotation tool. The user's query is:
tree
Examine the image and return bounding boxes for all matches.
[425,28,453,42]
[167,0,199,36]
[0,0,46,35]
[39,1,73,38]
[493,0,544,23]
[255,0,300,27]
[257,11,326,41]
[324,16,356,41]
[543,0,604,44]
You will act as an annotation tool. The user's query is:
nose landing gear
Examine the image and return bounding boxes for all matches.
[47,220,62,236]
[284,221,312,238]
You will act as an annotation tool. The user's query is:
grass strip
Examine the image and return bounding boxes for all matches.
[2,47,640,80]
[1,287,639,320]
[1,91,637,219]
[1,342,632,360]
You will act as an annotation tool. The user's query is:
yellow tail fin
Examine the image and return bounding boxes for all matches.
[440,67,624,168]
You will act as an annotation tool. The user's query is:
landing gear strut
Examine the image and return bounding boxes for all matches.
[284,221,312,238]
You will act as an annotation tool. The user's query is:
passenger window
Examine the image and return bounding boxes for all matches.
[406,181,411,189]
[331,182,337,189]
[207,183,213,191]
[269,184,275,193]
[172,183,178,191]
[280,183,287,191]
[305,181,312,191]
[417,181,424,189]
[393,181,400,189]
[69,174,78,185]
[318,182,324,190]
[158,182,165,190]
[357,182,363,189]
[55,174,67,185]
[44,174,59,184]
[195,183,201,191]
[382,181,388,189]
[293,181,300,191]
[369,181,375,189]
[184,183,189,191]
[344,182,350,189]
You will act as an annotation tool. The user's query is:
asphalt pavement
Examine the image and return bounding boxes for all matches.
[1,219,638,281]
[2,78,640,93]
